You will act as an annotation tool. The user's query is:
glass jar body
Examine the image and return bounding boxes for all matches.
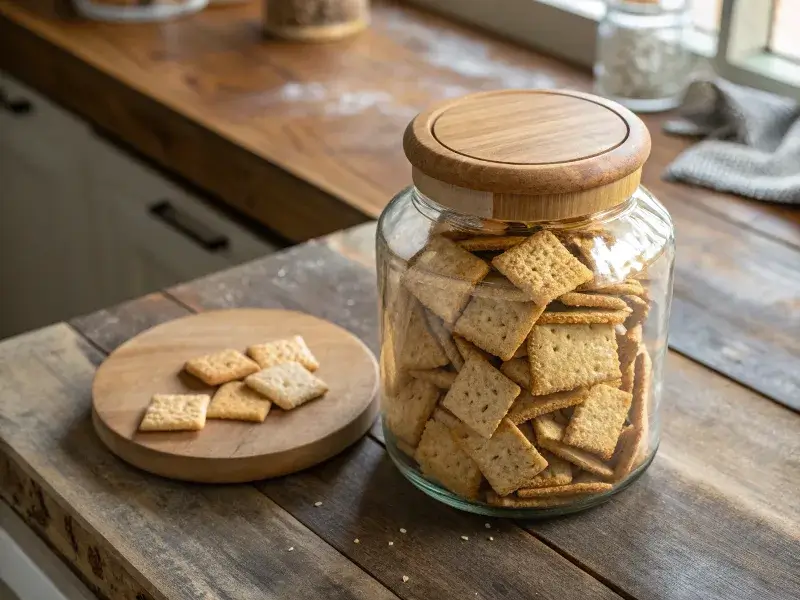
[74,0,208,23]
[376,186,674,517]
[594,0,692,112]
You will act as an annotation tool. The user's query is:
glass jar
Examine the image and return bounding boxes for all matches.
[594,0,692,112]
[74,0,208,22]
[377,89,674,517]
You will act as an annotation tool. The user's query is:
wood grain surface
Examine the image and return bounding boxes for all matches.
[92,309,379,483]
[2,0,797,411]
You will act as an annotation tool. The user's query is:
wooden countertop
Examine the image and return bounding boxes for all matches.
[0,222,797,600]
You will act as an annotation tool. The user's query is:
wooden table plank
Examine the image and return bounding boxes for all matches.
[65,224,799,600]
[0,325,401,600]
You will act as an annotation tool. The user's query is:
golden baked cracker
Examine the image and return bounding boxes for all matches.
[441,356,520,439]
[409,369,457,389]
[563,384,633,459]
[454,419,548,496]
[585,279,646,297]
[245,362,328,410]
[631,348,652,463]
[500,358,531,391]
[617,324,643,370]
[518,421,536,443]
[399,301,449,370]
[404,236,490,323]
[486,491,573,509]
[536,308,631,325]
[513,343,528,358]
[139,394,210,432]
[184,349,259,386]
[517,480,612,498]
[415,420,483,499]
[539,439,615,478]
[623,294,650,328]
[507,388,589,425]
[563,235,599,272]
[519,450,572,489]
[492,230,593,306]
[207,382,272,423]
[620,361,635,393]
[454,296,544,361]
[527,323,621,395]
[533,412,566,446]
[432,407,462,429]
[558,292,630,311]
[396,439,417,459]
[470,273,533,302]
[610,425,645,482]
[384,378,440,447]
[246,335,319,372]
[458,236,528,252]
[452,335,489,364]
[425,311,465,370]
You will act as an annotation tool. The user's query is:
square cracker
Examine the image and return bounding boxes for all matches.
[139,394,210,432]
[610,425,645,482]
[207,382,272,423]
[247,336,320,371]
[507,388,589,425]
[517,479,612,498]
[409,369,457,389]
[559,292,629,311]
[454,296,544,361]
[425,312,465,370]
[536,308,630,325]
[533,413,614,477]
[245,362,328,410]
[415,419,483,499]
[453,335,491,363]
[500,358,531,391]
[184,349,259,386]
[528,323,620,395]
[518,450,572,489]
[584,279,646,297]
[563,384,633,459]
[631,348,652,463]
[404,236,490,323]
[432,407,462,429]
[442,356,520,439]
[458,236,527,252]
[486,491,573,509]
[384,378,440,447]
[617,324,642,371]
[492,230,593,306]
[454,418,548,496]
[470,273,533,302]
[399,301,449,370]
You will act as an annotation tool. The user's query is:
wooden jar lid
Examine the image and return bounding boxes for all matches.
[404,89,651,221]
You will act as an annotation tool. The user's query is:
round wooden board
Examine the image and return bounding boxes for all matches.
[92,309,380,483]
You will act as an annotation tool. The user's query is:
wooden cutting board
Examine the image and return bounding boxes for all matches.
[92,309,380,483]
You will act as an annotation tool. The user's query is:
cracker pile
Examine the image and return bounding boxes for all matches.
[138,335,328,432]
[385,231,653,508]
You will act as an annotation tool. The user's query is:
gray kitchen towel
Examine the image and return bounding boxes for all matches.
[662,78,800,203]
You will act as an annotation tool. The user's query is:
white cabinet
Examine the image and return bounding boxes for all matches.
[0,72,99,339]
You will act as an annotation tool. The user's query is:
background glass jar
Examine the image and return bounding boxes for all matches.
[377,90,675,517]
[74,0,208,22]
[594,0,692,112]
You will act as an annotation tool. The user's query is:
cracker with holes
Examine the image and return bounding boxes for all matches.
[184,349,259,386]
[454,296,544,361]
[404,236,490,323]
[399,301,449,370]
[415,419,483,499]
[518,450,573,489]
[245,362,328,410]
[536,308,631,325]
[246,335,319,372]
[207,382,272,423]
[492,230,593,306]
[507,388,588,425]
[454,419,548,496]
[528,323,620,395]
[441,356,520,439]
[385,378,440,447]
[409,369,457,389]
[139,394,210,432]
[533,413,614,477]
[559,292,630,311]
[563,384,632,459]
[500,358,531,390]
[425,312,464,370]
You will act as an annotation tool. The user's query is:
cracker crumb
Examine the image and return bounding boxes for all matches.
[461,535,469,541]
[288,547,294,551]
[402,575,409,583]
[388,541,394,546]
[354,538,360,544]
[400,528,407,534]
[489,536,494,541]
[314,501,323,507]
[484,523,491,529]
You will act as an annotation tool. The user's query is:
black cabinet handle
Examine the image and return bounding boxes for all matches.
[149,200,230,253]
[0,88,33,115]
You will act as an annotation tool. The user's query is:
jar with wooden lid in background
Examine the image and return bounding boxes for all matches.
[377,89,674,517]
[264,0,369,42]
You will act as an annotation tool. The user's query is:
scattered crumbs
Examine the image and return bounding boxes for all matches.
[354,538,360,544]
[288,547,294,551]
[277,267,287,277]
[484,523,491,529]
[388,541,394,546]
[488,536,494,541]
[461,535,469,541]
[402,575,409,583]
[314,501,323,507]
[400,528,407,534]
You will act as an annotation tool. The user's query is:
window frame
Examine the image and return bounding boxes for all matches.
[407,0,799,100]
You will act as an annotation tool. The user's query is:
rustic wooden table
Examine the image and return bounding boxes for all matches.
[1,1,799,599]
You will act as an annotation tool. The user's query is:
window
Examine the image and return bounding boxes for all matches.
[409,0,799,99]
